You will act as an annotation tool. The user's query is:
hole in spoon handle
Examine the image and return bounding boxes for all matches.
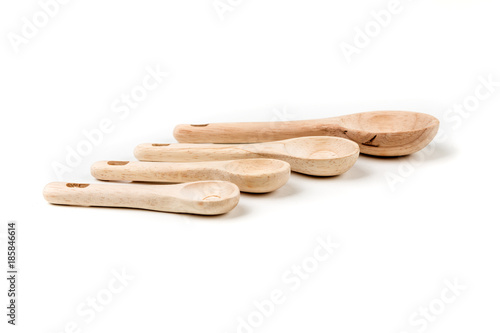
[107,161,129,165]
[66,183,89,188]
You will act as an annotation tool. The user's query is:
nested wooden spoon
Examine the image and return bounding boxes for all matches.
[173,111,440,156]
[43,181,239,215]
[134,136,359,176]
[91,159,290,193]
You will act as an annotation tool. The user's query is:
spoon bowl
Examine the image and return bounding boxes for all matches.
[178,181,240,214]
[280,137,360,176]
[338,111,436,132]
[173,110,440,156]
[221,159,291,192]
[334,111,439,156]
[282,136,358,159]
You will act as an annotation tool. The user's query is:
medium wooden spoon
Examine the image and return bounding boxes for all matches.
[91,159,290,193]
[134,136,359,176]
[43,181,240,215]
[173,111,440,156]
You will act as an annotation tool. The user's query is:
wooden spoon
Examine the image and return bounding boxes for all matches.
[134,136,359,176]
[173,111,439,156]
[91,159,290,193]
[43,181,240,215]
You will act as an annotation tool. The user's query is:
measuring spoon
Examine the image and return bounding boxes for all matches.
[173,111,439,156]
[43,181,240,215]
[91,159,290,193]
[134,136,359,176]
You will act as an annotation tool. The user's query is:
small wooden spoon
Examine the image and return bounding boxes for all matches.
[43,181,240,215]
[173,111,439,156]
[134,136,359,176]
[91,159,290,193]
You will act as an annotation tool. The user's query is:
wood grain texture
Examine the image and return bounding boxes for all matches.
[134,136,360,176]
[43,181,240,215]
[91,159,290,193]
[173,111,440,156]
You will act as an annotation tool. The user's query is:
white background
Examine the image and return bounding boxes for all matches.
[1,0,499,332]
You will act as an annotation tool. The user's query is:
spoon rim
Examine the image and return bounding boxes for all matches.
[336,110,440,135]
[178,180,240,203]
[280,136,360,161]
[221,158,291,175]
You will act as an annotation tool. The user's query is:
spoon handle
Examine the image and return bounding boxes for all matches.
[43,182,179,212]
[173,119,340,143]
[134,143,261,162]
[91,160,224,183]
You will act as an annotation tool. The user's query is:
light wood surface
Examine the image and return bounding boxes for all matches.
[134,136,359,176]
[91,159,290,193]
[173,111,439,156]
[43,181,240,215]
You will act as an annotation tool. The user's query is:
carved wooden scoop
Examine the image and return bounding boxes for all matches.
[91,159,290,193]
[43,181,240,215]
[173,111,439,156]
[134,136,359,176]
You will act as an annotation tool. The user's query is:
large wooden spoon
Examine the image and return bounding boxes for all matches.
[91,159,290,193]
[173,111,439,156]
[134,136,359,176]
[43,181,240,215]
